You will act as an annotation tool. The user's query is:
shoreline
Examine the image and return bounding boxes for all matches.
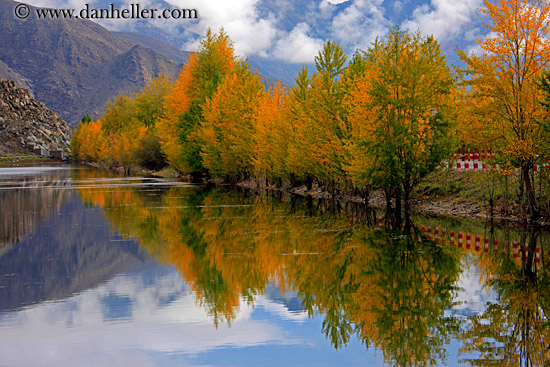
[234,176,544,227]
[45,159,547,226]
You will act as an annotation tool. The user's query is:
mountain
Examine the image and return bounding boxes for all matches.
[114,31,283,89]
[113,31,191,64]
[0,168,72,248]
[0,60,32,91]
[0,79,72,154]
[0,0,182,127]
[0,193,149,311]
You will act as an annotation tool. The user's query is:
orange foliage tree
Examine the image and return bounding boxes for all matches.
[252,81,287,184]
[158,28,237,174]
[71,118,105,162]
[459,0,550,220]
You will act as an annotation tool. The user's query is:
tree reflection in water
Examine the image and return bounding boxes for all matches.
[73,169,550,366]
[460,226,550,366]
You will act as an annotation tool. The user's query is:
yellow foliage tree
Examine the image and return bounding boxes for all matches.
[200,64,265,180]
[158,28,237,174]
[459,0,550,220]
[252,81,287,183]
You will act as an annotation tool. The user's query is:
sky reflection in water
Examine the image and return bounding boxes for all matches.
[0,166,548,367]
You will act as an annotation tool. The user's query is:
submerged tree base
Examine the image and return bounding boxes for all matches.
[236,169,550,226]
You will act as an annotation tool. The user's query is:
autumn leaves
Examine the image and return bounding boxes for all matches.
[71,76,172,171]
[72,27,454,206]
[71,0,550,219]
[458,0,550,220]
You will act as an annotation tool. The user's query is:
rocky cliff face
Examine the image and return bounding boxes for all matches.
[0,80,73,155]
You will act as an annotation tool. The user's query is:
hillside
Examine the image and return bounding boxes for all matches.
[115,31,283,89]
[0,79,72,155]
[113,31,191,64]
[0,193,148,311]
[0,0,182,127]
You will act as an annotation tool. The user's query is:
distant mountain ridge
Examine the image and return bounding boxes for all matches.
[113,31,191,64]
[0,0,182,126]
[114,31,283,89]
[0,0,286,127]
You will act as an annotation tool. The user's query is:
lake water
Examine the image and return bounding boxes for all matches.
[0,166,548,367]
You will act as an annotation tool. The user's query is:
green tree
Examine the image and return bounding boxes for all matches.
[285,41,349,191]
[347,29,455,214]
[200,62,265,180]
[159,28,237,174]
[80,114,92,124]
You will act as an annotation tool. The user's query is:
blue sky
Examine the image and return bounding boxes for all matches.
[0,261,487,367]
[24,0,490,65]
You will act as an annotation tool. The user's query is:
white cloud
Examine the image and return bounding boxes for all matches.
[165,0,278,57]
[451,255,498,317]
[272,23,324,63]
[0,271,305,367]
[22,0,490,68]
[401,0,483,42]
[330,0,390,52]
[393,1,403,14]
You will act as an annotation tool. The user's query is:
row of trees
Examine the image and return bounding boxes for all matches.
[71,28,456,213]
[71,0,550,220]
[71,75,171,171]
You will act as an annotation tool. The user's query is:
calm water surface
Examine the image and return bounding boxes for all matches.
[0,166,548,366]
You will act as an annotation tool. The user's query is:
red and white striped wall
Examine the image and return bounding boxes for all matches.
[448,149,550,172]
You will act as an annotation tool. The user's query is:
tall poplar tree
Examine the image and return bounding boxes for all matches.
[459,0,550,221]
[285,41,349,190]
[200,62,265,180]
[159,28,237,174]
[347,29,455,213]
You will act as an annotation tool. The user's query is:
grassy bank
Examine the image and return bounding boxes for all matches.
[0,154,60,167]
[414,168,550,223]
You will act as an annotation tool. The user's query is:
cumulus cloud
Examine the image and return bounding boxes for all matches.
[330,0,390,52]
[272,23,324,63]
[165,0,278,57]
[401,0,483,42]
[0,270,306,367]
[23,0,489,67]
[393,1,403,14]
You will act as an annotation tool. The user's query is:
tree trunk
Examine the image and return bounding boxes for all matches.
[521,163,539,222]
[523,228,538,283]
[394,187,402,228]
[403,183,411,214]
